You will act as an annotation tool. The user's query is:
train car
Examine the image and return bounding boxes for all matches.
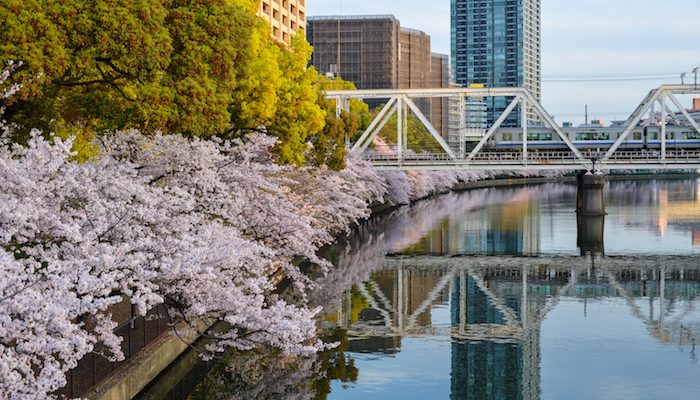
[487,125,700,151]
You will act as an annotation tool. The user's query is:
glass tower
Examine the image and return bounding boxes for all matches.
[451,0,541,127]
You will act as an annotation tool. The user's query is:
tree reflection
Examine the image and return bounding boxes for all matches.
[183,328,357,400]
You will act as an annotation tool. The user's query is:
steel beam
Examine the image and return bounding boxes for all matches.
[397,96,404,161]
[604,88,665,159]
[403,96,457,159]
[351,96,397,153]
[668,94,700,135]
[522,98,528,161]
[467,96,521,160]
[660,95,666,161]
[458,94,466,158]
[360,104,397,151]
[522,91,584,160]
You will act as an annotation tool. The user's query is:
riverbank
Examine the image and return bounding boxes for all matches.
[97,169,698,400]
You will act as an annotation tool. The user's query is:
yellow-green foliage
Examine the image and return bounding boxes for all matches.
[267,35,325,166]
[1,0,367,167]
[311,75,372,170]
[377,111,441,152]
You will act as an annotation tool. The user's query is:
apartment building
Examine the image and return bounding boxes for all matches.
[257,0,306,43]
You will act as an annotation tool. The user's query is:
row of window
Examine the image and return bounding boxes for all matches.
[502,133,552,141]
[631,132,700,140]
[499,132,700,142]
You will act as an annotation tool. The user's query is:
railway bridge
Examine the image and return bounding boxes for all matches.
[325,84,700,172]
[326,84,700,215]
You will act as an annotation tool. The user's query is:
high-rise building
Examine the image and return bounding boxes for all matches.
[451,0,541,126]
[307,15,450,135]
[430,53,451,134]
[307,15,401,89]
[257,0,306,43]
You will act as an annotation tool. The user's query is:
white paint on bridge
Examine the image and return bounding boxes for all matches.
[325,85,700,172]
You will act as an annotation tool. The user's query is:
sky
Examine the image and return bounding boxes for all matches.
[307,0,700,124]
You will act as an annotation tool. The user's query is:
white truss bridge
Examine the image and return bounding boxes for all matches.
[325,85,700,172]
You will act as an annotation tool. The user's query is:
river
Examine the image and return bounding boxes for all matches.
[137,177,700,400]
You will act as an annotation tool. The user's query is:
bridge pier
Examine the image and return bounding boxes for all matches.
[576,172,606,216]
[576,172,606,255]
[577,215,605,256]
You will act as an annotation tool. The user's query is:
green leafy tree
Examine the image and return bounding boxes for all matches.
[1,0,372,168]
[310,75,372,170]
[267,35,325,165]
[1,0,173,143]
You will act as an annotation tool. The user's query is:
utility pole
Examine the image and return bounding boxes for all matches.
[693,67,699,90]
[681,72,686,85]
[585,104,588,125]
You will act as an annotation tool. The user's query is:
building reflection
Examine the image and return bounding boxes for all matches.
[336,258,700,400]
[325,179,700,397]
[404,194,543,256]
[608,179,700,240]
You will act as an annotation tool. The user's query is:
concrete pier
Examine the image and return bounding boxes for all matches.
[576,172,606,216]
[577,215,605,256]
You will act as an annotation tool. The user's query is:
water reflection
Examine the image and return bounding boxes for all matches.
[335,258,700,399]
[137,178,700,400]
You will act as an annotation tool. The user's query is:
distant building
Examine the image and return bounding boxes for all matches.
[694,98,700,111]
[257,0,306,43]
[430,53,451,134]
[448,83,488,150]
[307,15,450,135]
[307,15,401,89]
[451,0,542,126]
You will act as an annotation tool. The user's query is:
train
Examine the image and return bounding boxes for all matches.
[487,125,700,151]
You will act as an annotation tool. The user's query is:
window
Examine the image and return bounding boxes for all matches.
[575,132,610,141]
[682,131,700,140]
[502,133,513,141]
[632,132,642,140]
[526,132,552,141]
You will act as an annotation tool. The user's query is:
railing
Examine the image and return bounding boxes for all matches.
[362,149,700,167]
[363,150,584,164]
[54,300,173,399]
[602,149,700,163]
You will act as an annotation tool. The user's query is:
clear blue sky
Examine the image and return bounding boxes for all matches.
[308,0,700,124]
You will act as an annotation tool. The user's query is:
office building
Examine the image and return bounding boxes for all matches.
[307,15,450,135]
[451,0,541,126]
[430,53,451,134]
[307,15,401,89]
[257,0,306,43]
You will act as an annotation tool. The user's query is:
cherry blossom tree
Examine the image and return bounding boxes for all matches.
[0,125,389,398]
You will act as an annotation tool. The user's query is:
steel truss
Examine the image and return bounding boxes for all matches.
[604,84,700,161]
[325,85,700,172]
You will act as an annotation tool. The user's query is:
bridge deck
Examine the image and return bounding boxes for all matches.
[365,150,700,171]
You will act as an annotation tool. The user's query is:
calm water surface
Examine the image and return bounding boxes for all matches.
[138,178,700,400]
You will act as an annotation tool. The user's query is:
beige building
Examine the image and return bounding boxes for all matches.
[257,0,306,43]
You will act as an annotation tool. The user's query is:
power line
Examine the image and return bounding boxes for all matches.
[543,75,679,83]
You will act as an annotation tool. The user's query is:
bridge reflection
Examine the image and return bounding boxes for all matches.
[333,257,700,399]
